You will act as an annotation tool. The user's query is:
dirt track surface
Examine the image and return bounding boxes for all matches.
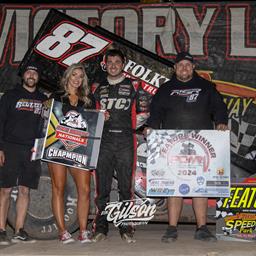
[1,223,256,256]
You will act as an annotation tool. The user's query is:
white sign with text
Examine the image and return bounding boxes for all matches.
[147,130,230,197]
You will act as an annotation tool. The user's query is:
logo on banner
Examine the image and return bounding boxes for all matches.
[61,110,88,129]
[56,110,89,151]
[102,198,156,227]
[197,176,205,185]
[161,132,217,176]
[179,184,190,195]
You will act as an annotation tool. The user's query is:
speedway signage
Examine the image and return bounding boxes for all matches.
[33,99,105,170]
[216,178,256,241]
[146,130,230,197]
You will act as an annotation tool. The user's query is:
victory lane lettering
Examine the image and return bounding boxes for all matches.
[35,21,111,66]
[103,198,156,227]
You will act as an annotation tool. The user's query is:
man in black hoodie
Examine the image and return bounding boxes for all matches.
[147,52,228,243]
[0,65,47,245]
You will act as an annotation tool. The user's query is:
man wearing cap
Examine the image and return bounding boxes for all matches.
[0,64,47,245]
[146,51,228,242]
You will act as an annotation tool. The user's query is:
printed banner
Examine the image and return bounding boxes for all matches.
[41,99,104,170]
[216,178,256,241]
[147,130,230,197]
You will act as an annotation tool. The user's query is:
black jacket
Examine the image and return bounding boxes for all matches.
[0,85,47,150]
[147,73,228,130]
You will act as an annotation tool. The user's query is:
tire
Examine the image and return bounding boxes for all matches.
[7,161,79,240]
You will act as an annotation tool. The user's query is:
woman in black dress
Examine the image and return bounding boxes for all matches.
[49,63,95,244]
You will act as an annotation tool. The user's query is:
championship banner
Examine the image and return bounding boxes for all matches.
[37,99,105,170]
[146,130,230,197]
[216,178,256,241]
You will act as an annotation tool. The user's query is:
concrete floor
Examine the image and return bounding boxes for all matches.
[1,223,256,256]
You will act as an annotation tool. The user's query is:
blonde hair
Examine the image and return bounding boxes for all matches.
[60,63,91,106]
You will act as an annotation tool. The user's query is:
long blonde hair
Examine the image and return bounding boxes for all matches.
[60,63,91,106]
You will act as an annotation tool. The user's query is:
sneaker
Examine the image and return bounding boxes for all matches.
[91,232,107,243]
[59,230,75,244]
[194,225,217,242]
[161,225,178,243]
[120,232,136,244]
[0,229,11,246]
[11,228,36,243]
[78,230,92,243]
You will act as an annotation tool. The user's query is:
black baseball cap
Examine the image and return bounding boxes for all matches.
[23,64,41,76]
[175,51,194,64]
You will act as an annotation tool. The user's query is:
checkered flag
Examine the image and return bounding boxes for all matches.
[229,116,256,173]
[230,117,256,155]
[147,130,196,164]
[147,130,168,164]
[216,198,234,219]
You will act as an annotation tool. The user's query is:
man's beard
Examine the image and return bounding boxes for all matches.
[177,73,193,82]
[24,78,37,88]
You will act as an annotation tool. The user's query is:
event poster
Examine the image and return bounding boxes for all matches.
[35,99,104,170]
[146,130,230,197]
[216,178,256,242]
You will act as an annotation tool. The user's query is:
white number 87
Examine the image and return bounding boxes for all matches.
[35,22,111,66]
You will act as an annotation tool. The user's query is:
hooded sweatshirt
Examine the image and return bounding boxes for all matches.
[0,85,47,150]
[147,72,228,130]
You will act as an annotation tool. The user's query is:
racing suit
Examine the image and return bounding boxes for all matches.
[93,76,148,235]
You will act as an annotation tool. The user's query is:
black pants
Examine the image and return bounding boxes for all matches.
[94,131,135,235]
